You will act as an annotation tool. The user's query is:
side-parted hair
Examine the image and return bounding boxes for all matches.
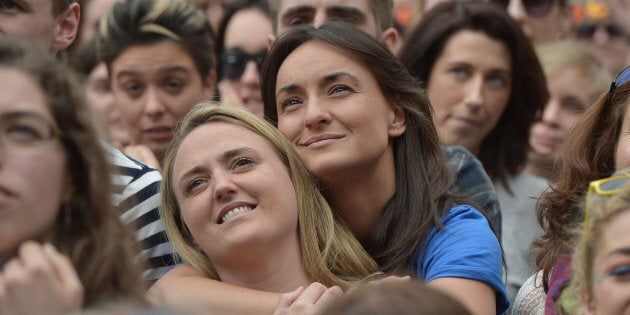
[0,38,145,305]
[267,0,393,34]
[536,40,610,99]
[97,0,215,81]
[534,80,630,289]
[562,169,630,314]
[398,1,548,190]
[262,21,461,273]
[160,103,378,287]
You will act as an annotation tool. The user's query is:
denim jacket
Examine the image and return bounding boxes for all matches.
[443,145,502,238]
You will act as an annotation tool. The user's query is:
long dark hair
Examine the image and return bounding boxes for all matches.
[399,1,548,190]
[262,21,461,273]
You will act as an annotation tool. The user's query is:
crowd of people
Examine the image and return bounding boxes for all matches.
[0,0,629,314]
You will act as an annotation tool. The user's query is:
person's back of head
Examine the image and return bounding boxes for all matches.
[322,280,472,315]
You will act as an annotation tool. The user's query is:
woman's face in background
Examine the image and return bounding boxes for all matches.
[529,66,596,166]
[426,30,512,155]
[218,8,272,118]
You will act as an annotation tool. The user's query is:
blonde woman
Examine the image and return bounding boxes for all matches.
[150,104,378,314]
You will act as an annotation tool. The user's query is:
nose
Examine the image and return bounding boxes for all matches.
[241,60,260,86]
[463,76,484,111]
[592,26,611,44]
[144,87,166,118]
[507,0,526,22]
[313,11,326,28]
[541,99,561,126]
[212,171,237,202]
[303,98,332,128]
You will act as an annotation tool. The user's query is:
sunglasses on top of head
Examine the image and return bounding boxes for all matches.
[488,0,555,17]
[219,48,267,81]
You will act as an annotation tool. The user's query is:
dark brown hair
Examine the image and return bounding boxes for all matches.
[398,1,548,190]
[262,21,461,273]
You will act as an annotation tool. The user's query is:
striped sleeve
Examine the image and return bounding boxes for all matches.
[104,143,178,280]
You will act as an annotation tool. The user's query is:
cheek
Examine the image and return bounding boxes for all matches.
[615,140,630,170]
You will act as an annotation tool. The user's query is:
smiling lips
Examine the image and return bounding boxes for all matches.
[217,204,256,224]
[301,134,344,147]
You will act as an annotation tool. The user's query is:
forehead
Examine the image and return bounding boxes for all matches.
[277,40,375,87]
[175,121,276,165]
[0,67,52,119]
[111,41,200,77]
[278,0,372,15]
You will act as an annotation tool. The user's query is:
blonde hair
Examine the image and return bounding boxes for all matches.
[536,40,611,99]
[563,168,630,314]
[160,103,378,287]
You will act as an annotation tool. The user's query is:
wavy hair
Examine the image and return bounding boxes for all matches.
[534,78,630,289]
[160,103,378,287]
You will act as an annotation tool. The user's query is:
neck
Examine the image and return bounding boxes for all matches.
[321,146,397,241]
[525,151,554,180]
[212,233,311,292]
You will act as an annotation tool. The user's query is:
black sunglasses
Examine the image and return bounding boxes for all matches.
[219,48,267,81]
[489,0,554,17]
[605,65,630,107]
[576,23,626,39]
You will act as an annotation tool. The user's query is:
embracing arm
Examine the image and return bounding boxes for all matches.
[148,264,280,315]
[428,277,495,315]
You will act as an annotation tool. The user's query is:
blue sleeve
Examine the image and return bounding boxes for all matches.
[418,205,509,314]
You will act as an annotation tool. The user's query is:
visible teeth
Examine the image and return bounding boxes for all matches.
[221,206,253,223]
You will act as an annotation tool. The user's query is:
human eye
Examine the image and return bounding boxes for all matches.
[3,119,47,144]
[561,97,586,113]
[287,16,308,26]
[279,96,303,111]
[449,66,469,79]
[0,0,23,12]
[91,79,111,94]
[329,84,353,95]
[164,78,185,94]
[610,264,630,278]
[185,178,207,195]
[121,81,143,98]
[487,73,508,88]
[232,157,255,170]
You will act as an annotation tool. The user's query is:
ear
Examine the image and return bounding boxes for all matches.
[388,104,406,137]
[267,34,277,50]
[379,27,401,56]
[50,2,80,54]
[203,69,218,100]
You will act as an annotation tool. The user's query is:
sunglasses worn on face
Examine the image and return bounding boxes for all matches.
[489,0,554,17]
[220,48,267,81]
[577,23,626,39]
[584,174,630,231]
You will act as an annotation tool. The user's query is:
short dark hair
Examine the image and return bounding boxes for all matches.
[97,0,215,81]
[399,1,548,190]
[52,0,75,16]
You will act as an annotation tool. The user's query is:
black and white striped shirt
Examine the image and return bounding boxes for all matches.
[104,143,178,280]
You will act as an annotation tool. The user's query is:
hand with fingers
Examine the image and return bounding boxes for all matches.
[0,241,84,315]
[272,282,343,315]
[123,144,161,172]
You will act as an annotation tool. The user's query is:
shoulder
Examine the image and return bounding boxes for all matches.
[512,271,546,315]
